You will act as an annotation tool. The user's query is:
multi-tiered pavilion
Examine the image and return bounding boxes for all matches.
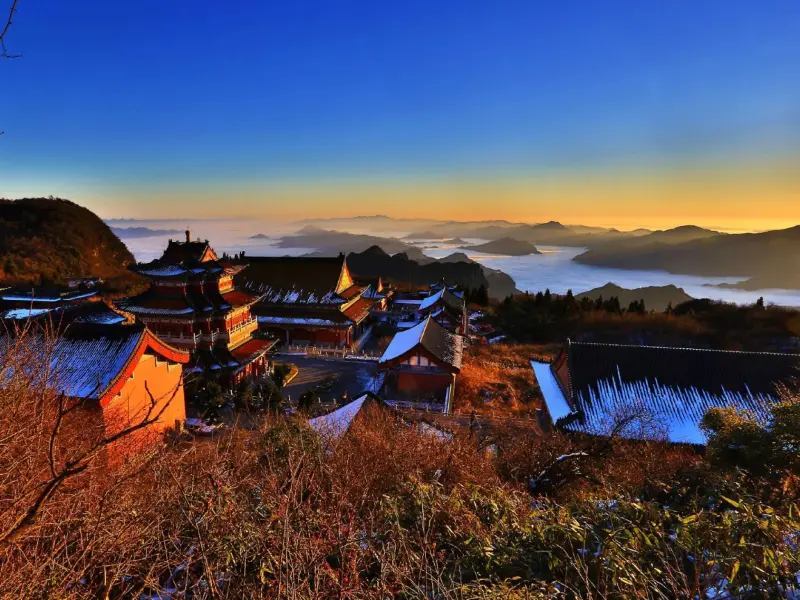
[117,231,275,384]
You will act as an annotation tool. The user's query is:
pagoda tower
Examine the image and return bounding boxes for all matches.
[116,230,275,384]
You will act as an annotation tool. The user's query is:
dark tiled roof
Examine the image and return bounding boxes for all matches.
[554,341,800,443]
[379,316,463,372]
[0,285,98,304]
[339,284,368,300]
[238,256,347,304]
[565,341,799,405]
[118,291,195,316]
[354,275,384,291]
[230,338,277,362]
[219,289,260,309]
[160,239,218,264]
[252,303,352,325]
[420,287,464,314]
[342,297,374,324]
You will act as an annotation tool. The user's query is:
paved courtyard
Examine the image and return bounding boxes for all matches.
[278,356,381,405]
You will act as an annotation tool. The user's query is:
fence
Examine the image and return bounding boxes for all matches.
[281,344,382,360]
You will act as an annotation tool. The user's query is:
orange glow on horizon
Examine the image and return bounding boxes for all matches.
[77,157,800,233]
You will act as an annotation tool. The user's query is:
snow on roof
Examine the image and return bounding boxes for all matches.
[379,319,429,363]
[135,265,189,277]
[419,289,444,311]
[379,316,463,370]
[538,341,800,445]
[416,420,454,441]
[122,304,195,316]
[1,294,61,303]
[256,316,342,327]
[73,312,127,325]
[246,284,343,305]
[308,393,371,439]
[2,308,52,320]
[420,287,465,314]
[531,360,572,422]
[568,368,781,445]
[392,299,423,305]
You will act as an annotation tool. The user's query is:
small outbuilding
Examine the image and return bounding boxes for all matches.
[378,316,463,412]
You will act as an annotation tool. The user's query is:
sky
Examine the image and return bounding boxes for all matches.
[1,0,799,231]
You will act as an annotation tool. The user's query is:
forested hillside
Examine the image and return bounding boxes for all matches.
[0,197,135,285]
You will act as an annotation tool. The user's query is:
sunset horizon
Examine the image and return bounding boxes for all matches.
[2,1,798,232]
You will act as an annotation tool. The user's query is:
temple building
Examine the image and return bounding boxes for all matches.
[417,287,467,334]
[377,316,463,412]
[0,323,190,456]
[531,340,800,445]
[116,232,275,384]
[0,284,102,321]
[239,255,376,351]
[354,275,392,312]
[389,280,467,334]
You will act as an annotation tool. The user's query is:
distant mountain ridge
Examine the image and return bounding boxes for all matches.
[575,283,694,312]
[462,237,541,256]
[111,226,182,239]
[277,227,414,255]
[575,225,800,290]
[347,245,519,299]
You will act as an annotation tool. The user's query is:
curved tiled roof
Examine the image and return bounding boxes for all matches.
[378,316,463,372]
[0,324,189,403]
[238,255,349,304]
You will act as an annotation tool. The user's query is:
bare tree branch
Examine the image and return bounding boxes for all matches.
[0,0,21,59]
[0,379,183,547]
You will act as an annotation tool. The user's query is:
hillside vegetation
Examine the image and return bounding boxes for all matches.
[0,197,135,285]
[492,289,800,351]
[2,325,798,597]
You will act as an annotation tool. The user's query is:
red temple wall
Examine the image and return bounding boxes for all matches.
[396,371,453,394]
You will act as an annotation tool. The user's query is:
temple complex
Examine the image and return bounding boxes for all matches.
[116,231,275,384]
[239,255,378,351]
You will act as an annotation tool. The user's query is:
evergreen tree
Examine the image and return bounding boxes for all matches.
[272,363,294,388]
[473,284,489,306]
[298,389,318,413]
[235,377,254,410]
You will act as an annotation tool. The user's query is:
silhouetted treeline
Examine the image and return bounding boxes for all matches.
[493,290,800,351]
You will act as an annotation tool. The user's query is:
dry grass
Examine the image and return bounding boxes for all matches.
[453,343,561,417]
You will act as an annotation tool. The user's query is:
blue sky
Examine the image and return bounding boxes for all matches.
[1,0,799,227]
